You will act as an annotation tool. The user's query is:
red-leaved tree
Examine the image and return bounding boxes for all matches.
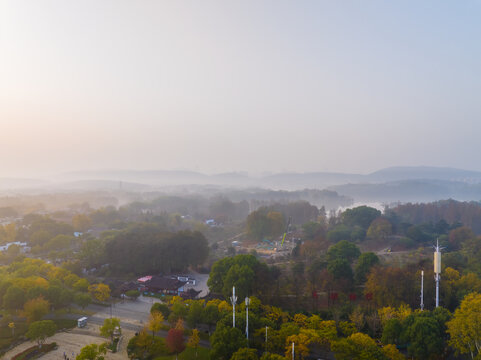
[166,328,185,359]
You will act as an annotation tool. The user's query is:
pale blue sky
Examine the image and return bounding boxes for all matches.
[1,1,480,177]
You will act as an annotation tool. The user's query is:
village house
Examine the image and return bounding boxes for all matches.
[137,275,186,296]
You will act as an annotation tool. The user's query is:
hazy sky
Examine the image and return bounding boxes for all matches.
[1,1,480,177]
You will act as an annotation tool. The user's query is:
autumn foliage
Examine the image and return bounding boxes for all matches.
[166,328,185,355]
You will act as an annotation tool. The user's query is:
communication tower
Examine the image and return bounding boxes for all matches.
[230,287,237,327]
[434,239,443,308]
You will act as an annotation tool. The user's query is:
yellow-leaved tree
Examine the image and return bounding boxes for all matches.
[285,332,311,360]
[332,332,386,360]
[187,329,200,358]
[447,292,481,358]
[147,311,164,338]
[175,318,184,331]
[382,344,406,360]
[23,297,50,323]
[88,283,111,302]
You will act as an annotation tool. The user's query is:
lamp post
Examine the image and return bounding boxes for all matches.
[265,326,268,355]
[245,297,250,344]
[420,270,424,311]
[230,287,237,328]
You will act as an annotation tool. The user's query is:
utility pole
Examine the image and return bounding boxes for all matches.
[245,297,250,345]
[292,342,295,360]
[230,287,237,328]
[420,270,424,311]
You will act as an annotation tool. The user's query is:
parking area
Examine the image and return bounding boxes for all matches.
[184,272,210,297]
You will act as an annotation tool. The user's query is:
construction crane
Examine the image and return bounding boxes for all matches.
[280,216,292,247]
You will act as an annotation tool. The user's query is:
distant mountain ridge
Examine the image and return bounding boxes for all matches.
[2,166,481,204]
[58,166,481,188]
[368,166,481,183]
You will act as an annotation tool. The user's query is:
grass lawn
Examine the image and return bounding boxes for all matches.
[0,320,29,353]
[11,342,57,360]
[143,293,173,302]
[52,318,77,329]
[0,318,75,355]
[154,346,210,360]
[54,308,95,316]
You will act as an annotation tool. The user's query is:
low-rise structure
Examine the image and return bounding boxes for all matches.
[137,275,186,296]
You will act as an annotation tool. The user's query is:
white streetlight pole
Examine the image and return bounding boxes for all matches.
[245,297,250,343]
[265,326,268,354]
[420,270,424,311]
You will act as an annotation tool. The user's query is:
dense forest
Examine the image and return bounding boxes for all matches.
[389,199,481,233]
[103,225,209,275]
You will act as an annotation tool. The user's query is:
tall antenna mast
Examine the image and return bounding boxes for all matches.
[420,270,424,311]
[230,287,237,327]
[434,239,443,308]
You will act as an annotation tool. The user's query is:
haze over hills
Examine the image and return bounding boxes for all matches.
[330,180,481,203]
[56,166,481,187]
[0,178,50,189]
[367,166,481,183]
[2,166,481,204]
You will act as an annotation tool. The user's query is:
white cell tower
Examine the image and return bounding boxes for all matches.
[434,239,443,308]
[230,287,237,328]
